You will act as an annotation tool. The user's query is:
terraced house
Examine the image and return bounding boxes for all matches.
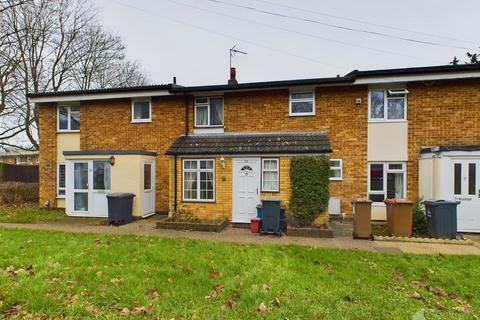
[29,64,480,232]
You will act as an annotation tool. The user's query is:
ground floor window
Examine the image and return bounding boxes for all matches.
[57,163,66,197]
[262,158,279,192]
[368,162,406,202]
[183,159,215,201]
[329,159,342,180]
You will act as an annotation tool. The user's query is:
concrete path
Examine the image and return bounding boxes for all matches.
[1,217,479,255]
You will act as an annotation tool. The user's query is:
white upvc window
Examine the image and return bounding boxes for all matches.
[195,97,224,127]
[368,162,406,203]
[329,159,342,181]
[262,158,279,192]
[183,159,215,202]
[57,163,66,197]
[58,105,80,131]
[289,91,315,116]
[131,98,152,123]
[369,89,408,121]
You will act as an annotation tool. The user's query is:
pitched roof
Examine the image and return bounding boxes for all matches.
[165,131,332,156]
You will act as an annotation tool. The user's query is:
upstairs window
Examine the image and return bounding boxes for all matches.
[131,99,151,123]
[58,106,80,131]
[369,89,408,121]
[195,97,224,127]
[289,91,315,116]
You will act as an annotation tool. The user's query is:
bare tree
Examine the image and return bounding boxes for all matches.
[0,0,149,151]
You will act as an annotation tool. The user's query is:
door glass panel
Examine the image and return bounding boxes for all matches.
[469,163,476,195]
[369,164,384,191]
[387,172,404,199]
[74,193,88,211]
[74,163,88,189]
[93,161,110,190]
[144,163,152,190]
[454,163,462,195]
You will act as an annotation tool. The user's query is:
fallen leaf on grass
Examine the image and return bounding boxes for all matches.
[435,302,446,311]
[2,303,22,318]
[262,283,270,291]
[208,270,221,279]
[132,304,154,315]
[191,312,200,320]
[120,307,130,316]
[394,270,405,280]
[99,283,108,290]
[221,298,235,310]
[454,304,473,314]
[149,289,160,300]
[213,283,224,293]
[110,278,121,286]
[325,263,333,273]
[272,297,281,306]
[93,238,102,245]
[411,292,422,300]
[428,286,448,297]
[96,271,103,277]
[410,281,424,289]
[258,302,268,313]
[68,294,79,303]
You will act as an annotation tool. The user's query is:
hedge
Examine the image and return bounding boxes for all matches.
[289,156,330,226]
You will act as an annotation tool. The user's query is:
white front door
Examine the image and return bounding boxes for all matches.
[232,158,261,223]
[452,160,480,232]
[66,160,111,217]
[142,160,155,217]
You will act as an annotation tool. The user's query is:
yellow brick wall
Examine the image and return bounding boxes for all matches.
[407,78,480,200]
[191,87,369,215]
[38,103,57,207]
[169,156,293,220]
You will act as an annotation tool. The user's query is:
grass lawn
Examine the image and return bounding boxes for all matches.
[0,206,65,224]
[0,228,479,319]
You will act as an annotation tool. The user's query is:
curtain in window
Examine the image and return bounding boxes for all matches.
[370,90,384,119]
[387,98,404,119]
[196,106,208,126]
[134,101,150,120]
[209,98,223,126]
[387,172,403,198]
[184,172,197,199]
[59,107,69,129]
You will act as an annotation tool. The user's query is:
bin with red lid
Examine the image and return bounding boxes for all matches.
[250,217,261,233]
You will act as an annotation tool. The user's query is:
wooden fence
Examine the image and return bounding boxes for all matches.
[0,163,39,183]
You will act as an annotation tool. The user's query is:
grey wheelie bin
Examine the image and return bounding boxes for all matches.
[106,193,135,225]
[260,198,282,236]
[423,200,460,239]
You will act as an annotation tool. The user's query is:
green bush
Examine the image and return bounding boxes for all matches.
[0,182,39,205]
[412,197,427,236]
[289,156,330,226]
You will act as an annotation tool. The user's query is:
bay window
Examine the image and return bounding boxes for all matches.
[183,159,215,201]
[368,162,406,202]
[262,159,279,192]
[58,106,80,131]
[195,97,224,127]
[369,89,408,121]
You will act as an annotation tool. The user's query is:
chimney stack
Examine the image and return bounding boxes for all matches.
[228,67,238,86]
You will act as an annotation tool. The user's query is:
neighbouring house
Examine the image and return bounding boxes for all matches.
[29,64,480,232]
[0,151,39,166]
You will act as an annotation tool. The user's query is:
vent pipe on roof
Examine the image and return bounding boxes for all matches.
[228,67,238,86]
[173,76,177,85]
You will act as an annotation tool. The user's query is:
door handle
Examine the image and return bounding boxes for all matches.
[457,197,472,201]
[256,187,259,195]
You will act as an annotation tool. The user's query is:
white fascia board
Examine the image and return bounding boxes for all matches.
[354,71,480,85]
[29,89,172,103]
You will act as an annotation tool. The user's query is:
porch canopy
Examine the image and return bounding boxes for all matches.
[166,131,332,155]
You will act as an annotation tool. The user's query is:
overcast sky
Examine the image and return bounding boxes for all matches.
[93,0,478,85]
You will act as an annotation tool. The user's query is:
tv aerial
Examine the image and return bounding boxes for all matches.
[229,44,247,68]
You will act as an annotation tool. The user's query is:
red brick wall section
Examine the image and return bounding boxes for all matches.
[38,103,57,207]
[80,96,185,212]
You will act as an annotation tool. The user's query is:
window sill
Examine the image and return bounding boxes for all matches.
[131,120,152,124]
[329,178,342,181]
[368,119,407,123]
[57,130,80,133]
[261,189,279,193]
[56,195,66,199]
[288,113,315,117]
[181,199,215,203]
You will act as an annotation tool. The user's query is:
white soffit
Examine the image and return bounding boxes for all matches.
[29,90,171,103]
[354,71,480,85]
